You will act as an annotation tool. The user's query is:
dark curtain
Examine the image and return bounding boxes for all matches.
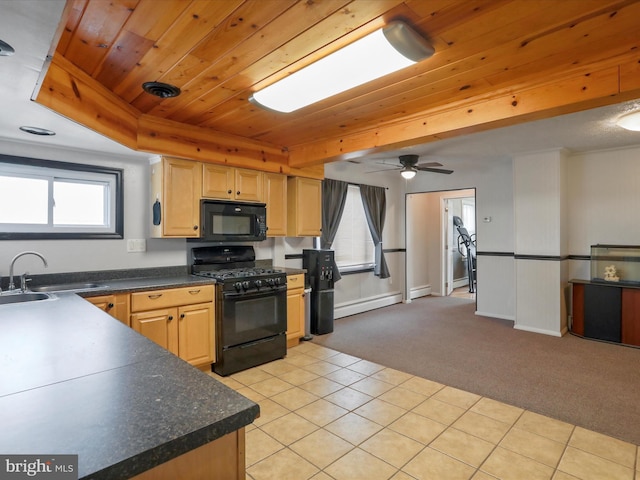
[360,185,390,279]
[321,178,348,282]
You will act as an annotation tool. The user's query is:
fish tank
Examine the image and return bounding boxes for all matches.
[590,244,640,286]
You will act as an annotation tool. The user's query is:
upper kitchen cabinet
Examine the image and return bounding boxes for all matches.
[263,172,287,237]
[202,164,263,203]
[151,157,202,238]
[287,177,322,237]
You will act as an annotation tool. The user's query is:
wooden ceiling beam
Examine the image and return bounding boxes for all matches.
[137,114,288,172]
[34,55,140,150]
[287,57,640,167]
[34,54,290,173]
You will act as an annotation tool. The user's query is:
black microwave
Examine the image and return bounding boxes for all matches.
[199,200,267,242]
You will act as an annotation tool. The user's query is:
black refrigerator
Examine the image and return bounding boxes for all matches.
[302,249,335,335]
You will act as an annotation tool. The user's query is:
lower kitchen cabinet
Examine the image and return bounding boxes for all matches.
[178,303,216,366]
[85,293,130,326]
[131,429,245,480]
[286,274,305,348]
[130,285,215,369]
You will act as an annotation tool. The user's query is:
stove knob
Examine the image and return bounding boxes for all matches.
[255,280,262,289]
[234,282,243,292]
[242,281,250,290]
[266,278,275,287]
[274,277,281,285]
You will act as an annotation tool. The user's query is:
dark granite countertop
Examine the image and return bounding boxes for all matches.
[16,266,215,296]
[15,265,305,296]
[0,294,259,479]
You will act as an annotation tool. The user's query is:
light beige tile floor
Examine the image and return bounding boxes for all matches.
[210,342,639,480]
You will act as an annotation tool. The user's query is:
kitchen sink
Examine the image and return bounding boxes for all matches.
[0,292,56,305]
[31,283,107,293]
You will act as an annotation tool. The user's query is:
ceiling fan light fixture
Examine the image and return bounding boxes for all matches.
[616,111,640,131]
[0,39,15,56]
[400,167,417,179]
[250,21,433,113]
[19,126,55,136]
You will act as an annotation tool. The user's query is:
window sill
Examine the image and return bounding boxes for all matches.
[338,264,375,275]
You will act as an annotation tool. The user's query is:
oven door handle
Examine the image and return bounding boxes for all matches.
[239,336,278,349]
[223,286,287,299]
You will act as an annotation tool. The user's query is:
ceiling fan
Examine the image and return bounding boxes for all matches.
[368,154,454,179]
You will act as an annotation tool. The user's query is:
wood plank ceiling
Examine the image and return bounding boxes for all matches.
[35,0,640,175]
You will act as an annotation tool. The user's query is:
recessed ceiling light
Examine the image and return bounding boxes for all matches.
[616,111,640,131]
[0,39,15,56]
[142,81,181,98]
[19,126,56,136]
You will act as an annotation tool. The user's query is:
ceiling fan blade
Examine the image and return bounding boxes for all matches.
[416,166,454,174]
[365,166,402,173]
[416,162,443,168]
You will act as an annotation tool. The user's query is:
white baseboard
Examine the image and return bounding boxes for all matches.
[452,278,468,289]
[513,324,564,337]
[409,284,432,300]
[335,292,403,319]
[474,311,516,322]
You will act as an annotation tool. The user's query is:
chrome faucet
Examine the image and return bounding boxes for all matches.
[8,251,48,292]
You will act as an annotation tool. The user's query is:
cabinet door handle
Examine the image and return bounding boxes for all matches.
[237,191,241,195]
[193,225,198,230]
[148,294,163,299]
[188,289,201,295]
[227,189,232,194]
[107,303,114,309]
[180,313,185,319]
[168,315,174,321]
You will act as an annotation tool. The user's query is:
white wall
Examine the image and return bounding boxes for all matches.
[5,138,640,333]
[406,156,516,318]
[0,142,187,276]
[567,145,640,279]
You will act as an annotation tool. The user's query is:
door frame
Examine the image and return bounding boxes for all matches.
[405,188,476,301]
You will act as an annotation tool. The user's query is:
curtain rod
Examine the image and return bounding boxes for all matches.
[347,182,389,190]
[324,177,389,190]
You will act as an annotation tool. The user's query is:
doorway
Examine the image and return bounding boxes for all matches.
[444,196,476,296]
[405,188,476,301]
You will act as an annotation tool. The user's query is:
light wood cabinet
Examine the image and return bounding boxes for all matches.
[151,157,202,238]
[202,164,263,202]
[86,294,130,326]
[130,285,215,368]
[131,429,245,480]
[286,274,305,348]
[263,172,287,236]
[287,177,322,236]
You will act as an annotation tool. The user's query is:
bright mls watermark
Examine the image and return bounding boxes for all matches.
[0,455,77,479]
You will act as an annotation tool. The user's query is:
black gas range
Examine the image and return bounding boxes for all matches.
[191,246,287,376]
[192,265,286,292]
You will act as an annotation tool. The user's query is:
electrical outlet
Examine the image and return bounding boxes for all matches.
[127,239,146,253]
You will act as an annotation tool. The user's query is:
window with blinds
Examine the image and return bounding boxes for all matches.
[332,184,375,270]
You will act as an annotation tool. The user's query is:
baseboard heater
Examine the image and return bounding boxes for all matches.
[334,292,403,319]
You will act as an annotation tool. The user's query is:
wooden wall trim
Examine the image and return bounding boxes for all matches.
[288,57,640,167]
[137,114,288,172]
[35,54,140,150]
